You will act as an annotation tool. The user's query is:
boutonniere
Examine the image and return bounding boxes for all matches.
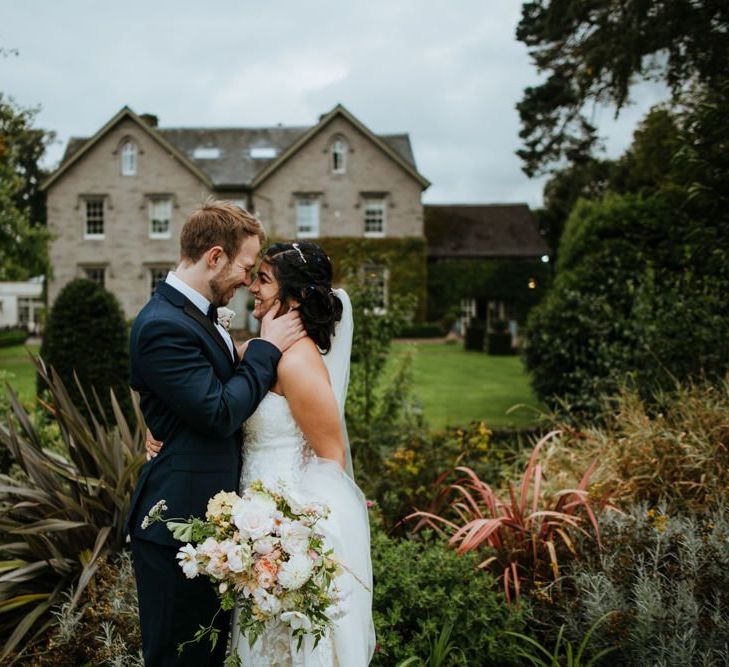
[217,307,235,332]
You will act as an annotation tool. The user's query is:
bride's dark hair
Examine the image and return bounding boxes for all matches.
[263,241,343,353]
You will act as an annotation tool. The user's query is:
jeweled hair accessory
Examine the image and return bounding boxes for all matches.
[292,243,307,263]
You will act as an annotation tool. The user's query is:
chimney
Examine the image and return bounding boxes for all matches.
[140,113,159,127]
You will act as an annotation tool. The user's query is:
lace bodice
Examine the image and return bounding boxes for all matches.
[240,392,315,495]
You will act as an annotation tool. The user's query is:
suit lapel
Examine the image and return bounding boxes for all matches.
[183,301,235,366]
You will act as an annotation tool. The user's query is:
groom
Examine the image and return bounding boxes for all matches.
[126,200,304,666]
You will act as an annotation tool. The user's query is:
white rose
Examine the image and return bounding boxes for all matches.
[281,611,313,632]
[279,519,312,555]
[253,536,277,555]
[253,588,282,616]
[198,538,228,579]
[176,543,199,579]
[277,553,314,591]
[216,306,236,331]
[220,539,249,573]
[232,495,276,540]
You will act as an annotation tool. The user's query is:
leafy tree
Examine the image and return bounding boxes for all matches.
[0,94,53,280]
[535,106,681,262]
[39,279,131,421]
[516,0,729,175]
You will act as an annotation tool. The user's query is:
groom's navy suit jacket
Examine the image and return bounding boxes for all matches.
[126,281,280,547]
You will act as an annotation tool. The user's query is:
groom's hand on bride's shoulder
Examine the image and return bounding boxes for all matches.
[259,301,306,353]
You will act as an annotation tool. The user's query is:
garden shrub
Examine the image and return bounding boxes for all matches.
[527,504,729,666]
[13,552,143,666]
[464,320,485,351]
[39,278,130,421]
[0,329,28,347]
[397,322,444,338]
[370,420,521,530]
[409,431,609,604]
[524,131,729,417]
[370,515,524,666]
[537,378,729,512]
[486,331,513,355]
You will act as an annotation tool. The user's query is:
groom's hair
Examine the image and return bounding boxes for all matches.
[180,199,266,262]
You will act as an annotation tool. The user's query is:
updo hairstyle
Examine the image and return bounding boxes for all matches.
[263,241,343,353]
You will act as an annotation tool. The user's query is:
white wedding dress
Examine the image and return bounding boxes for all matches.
[230,290,375,666]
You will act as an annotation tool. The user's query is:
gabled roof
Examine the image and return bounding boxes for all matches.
[42,106,213,191]
[425,204,548,259]
[54,105,427,190]
[250,104,430,190]
[158,126,309,188]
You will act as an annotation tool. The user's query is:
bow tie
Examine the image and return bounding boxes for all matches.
[206,303,218,325]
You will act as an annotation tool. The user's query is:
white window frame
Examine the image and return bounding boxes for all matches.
[121,141,137,175]
[363,264,388,315]
[149,267,172,297]
[148,198,172,239]
[331,139,346,174]
[363,198,386,238]
[84,198,105,239]
[296,197,320,238]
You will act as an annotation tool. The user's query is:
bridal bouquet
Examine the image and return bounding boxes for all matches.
[143,481,346,656]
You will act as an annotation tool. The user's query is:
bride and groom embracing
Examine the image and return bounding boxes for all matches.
[126,200,375,666]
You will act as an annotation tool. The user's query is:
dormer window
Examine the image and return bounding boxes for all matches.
[193,147,221,159]
[121,141,137,175]
[331,139,346,174]
[250,146,277,159]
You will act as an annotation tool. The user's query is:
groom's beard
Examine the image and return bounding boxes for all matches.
[209,268,237,307]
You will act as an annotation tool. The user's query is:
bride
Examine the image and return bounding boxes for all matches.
[230,240,374,666]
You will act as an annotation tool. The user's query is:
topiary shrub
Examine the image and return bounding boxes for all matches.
[39,278,130,420]
[464,320,485,351]
[370,515,524,665]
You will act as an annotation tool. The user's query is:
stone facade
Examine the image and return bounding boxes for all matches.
[47,116,212,317]
[254,115,424,239]
[44,106,429,320]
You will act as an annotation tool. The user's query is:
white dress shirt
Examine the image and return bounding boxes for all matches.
[165,271,235,360]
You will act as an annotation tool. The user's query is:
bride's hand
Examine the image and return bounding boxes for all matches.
[145,428,163,460]
[235,340,250,359]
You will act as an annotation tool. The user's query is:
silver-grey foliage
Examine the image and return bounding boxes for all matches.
[535,504,729,666]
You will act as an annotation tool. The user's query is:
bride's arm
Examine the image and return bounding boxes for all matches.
[278,339,346,470]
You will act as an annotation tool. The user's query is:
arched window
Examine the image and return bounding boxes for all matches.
[331,139,346,174]
[121,141,137,176]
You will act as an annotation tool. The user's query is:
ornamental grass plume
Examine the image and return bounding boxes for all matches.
[408,430,613,604]
[537,377,729,511]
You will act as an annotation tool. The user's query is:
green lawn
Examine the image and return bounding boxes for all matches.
[0,344,41,405]
[0,341,543,430]
[391,342,543,429]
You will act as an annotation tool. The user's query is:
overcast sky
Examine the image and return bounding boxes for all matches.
[1,0,671,208]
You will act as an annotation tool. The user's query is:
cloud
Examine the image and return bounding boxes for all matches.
[1,0,671,207]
